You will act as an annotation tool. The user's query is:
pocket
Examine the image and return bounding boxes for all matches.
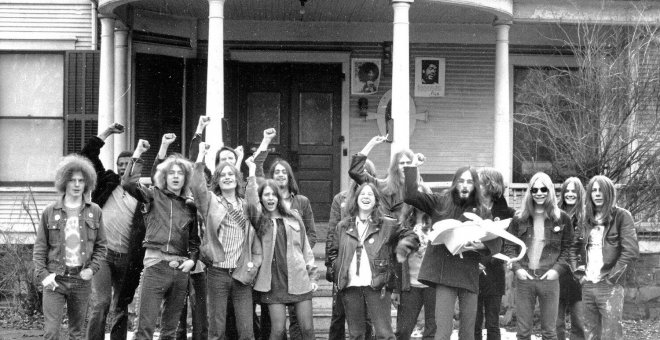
[47,220,62,247]
[85,219,99,240]
[371,259,390,288]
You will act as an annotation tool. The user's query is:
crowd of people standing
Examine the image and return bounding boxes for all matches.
[33,117,639,340]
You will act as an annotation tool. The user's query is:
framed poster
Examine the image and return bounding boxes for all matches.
[414,57,445,97]
[352,58,381,95]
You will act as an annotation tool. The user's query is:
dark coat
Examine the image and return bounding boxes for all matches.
[478,195,515,296]
[79,136,146,307]
[402,167,501,294]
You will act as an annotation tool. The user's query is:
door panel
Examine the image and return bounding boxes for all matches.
[237,63,342,222]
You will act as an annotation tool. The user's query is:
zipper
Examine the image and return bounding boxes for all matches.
[167,200,173,252]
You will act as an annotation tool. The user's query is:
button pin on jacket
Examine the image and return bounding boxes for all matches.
[369,238,374,244]
[55,215,60,221]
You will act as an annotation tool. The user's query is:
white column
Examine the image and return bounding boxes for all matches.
[113,25,129,158]
[391,0,413,153]
[98,15,115,167]
[205,0,226,170]
[493,20,512,186]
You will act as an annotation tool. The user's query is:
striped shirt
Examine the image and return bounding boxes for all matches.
[216,204,245,269]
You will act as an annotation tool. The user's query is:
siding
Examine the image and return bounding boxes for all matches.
[0,187,59,244]
[0,1,93,50]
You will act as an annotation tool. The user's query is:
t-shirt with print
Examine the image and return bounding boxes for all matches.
[64,205,83,267]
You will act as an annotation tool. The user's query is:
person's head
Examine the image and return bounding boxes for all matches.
[55,154,97,200]
[215,146,238,167]
[585,175,617,223]
[210,162,245,198]
[384,149,414,197]
[518,172,560,221]
[268,159,299,194]
[559,177,585,220]
[153,155,193,196]
[449,166,480,205]
[116,151,133,177]
[358,62,380,82]
[347,183,381,217]
[478,167,505,201]
[422,61,438,82]
[258,179,296,218]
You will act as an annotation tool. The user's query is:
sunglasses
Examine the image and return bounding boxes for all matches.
[531,187,549,194]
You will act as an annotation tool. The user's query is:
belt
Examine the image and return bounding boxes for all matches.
[107,249,129,258]
[64,266,83,276]
[527,268,547,278]
[216,267,235,275]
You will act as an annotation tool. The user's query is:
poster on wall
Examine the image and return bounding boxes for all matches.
[414,57,445,97]
[351,58,381,95]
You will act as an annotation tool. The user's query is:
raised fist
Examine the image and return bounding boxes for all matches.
[198,116,211,129]
[136,139,151,153]
[109,123,125,134]
[162,133,176,145]
[263,128,276,140]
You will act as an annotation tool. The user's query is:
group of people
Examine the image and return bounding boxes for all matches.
[32,120,639,340]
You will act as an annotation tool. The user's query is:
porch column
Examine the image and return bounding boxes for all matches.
[206,0,225,169]
[98,15,115,167]
[390,0,413,153]
[113,24,129,158]
[493,20,512,186]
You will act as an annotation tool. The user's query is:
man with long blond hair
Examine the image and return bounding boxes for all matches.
[503,172,574,340]
[33,154,107,340]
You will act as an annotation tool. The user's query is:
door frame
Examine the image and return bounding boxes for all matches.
[229,50,351,192]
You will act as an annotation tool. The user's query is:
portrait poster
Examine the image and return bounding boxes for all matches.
[414,57,445,97]
[352,58,381,95]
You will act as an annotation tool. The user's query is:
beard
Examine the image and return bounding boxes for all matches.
[452,189,473,207]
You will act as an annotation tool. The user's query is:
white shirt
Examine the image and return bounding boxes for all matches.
[585,222,606,283]
[348,219,372,287]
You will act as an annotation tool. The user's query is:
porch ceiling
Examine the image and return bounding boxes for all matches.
[127,0,496,24]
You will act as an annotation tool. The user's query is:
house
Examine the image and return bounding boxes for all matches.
[2,0,660,241]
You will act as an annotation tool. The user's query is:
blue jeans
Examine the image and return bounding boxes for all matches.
[475,295,502,340]
[87,249,131,340]
[581,281,624,340]
[206,266,254,340]
[135,261,190,340]
[515,278,559,340]
[435,284,477,340]
[329,285,374,340]
[177,271,208,340]
[42,274,91,340]
[556,299,585,340]
[395,286,436,340]
[341,286,394,340]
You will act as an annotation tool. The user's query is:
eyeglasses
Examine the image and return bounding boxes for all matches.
[531,187,549,194]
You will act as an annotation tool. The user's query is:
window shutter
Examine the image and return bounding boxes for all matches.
[65,51,99,154]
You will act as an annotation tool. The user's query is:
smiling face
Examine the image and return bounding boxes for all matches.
[357,185,376,213]
[66,171,86,200]
[218,165,237,192]
[564,182,578,206]
[166,164,185,194]
[273,164,289,189]
[591,182,604,210]
[261,185,279,212]
[457,171,474,199]
[531,180,549,206]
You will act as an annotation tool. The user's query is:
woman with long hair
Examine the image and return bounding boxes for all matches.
[503,172,573,340]
[556,177,586,340]
[245,156,318,340]
[192,143,262,340]
[328,182,419,340]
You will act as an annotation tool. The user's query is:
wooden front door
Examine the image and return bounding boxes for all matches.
[236,63,342,222]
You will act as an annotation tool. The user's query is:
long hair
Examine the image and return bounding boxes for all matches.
[257,179,299,219]
[153,155,193,196]
[210,162,245,198]
[383,149,415,198]
[268,159,299,195]
[559,177,585,224]
[585,175,617,225]
[517,172,561,221]
[478,167,505,201]
[437,166,484,220]
[55,154,97,195]
[346,182,382,218]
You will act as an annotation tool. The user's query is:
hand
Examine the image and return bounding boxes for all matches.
[235,145,244,160]
[395,238,416,263]
[310,282,319,292]
[79,268,93,281]
[197,116,211,132]
[540,269,559,281]
[515,269,534,281]
[391,292,400,308]
[462,240,485,251]
[199,142,209,156]
[245,156,256,172]
[263,128,276,140]
[478,263,486,272]
[413,153,426,166]
[41,273,59,291]
[162,133,177,146]
[368,135,388,146]
[108,123,125,134]
[135,139,150,156]
[178,259,195,273]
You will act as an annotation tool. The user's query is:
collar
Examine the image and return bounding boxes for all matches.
[53,194,92,210]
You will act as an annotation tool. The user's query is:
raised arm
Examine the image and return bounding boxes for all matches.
[244,156,263,228]
[152,133,177,178]
[122,139,154,203]
[188,116,211,161]
[190,142,213,222]
[254,128,276,179]
[402,166,441,217]
[80,123,124,174]
[348,135,387,185]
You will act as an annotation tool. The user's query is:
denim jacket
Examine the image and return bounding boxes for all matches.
[504,210,574,276]
[33,197,108,283]
[122,158,200,263]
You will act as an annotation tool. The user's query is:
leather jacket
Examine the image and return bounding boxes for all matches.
[573,206,639,284]
[328,213,419,291]
[33,198,108,283]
